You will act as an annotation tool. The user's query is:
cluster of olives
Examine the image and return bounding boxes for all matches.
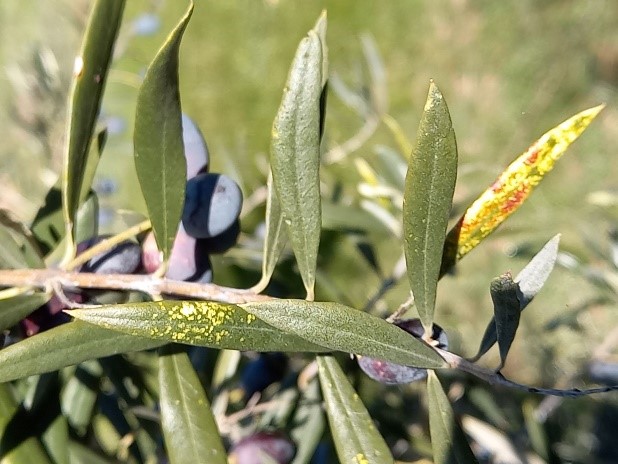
[20,115,243,337]
[142,114,243,282]
[357,318,449,384]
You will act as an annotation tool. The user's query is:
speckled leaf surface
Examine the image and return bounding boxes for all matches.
[241,299,446,368]
[158,346,227,464]
[317,355,394,464]
[403,81,457,330]
[270,29,323,300]
[67,300,329,353]
[441,105,603,275]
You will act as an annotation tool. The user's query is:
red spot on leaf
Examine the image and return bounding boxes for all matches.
[524,147,539,165]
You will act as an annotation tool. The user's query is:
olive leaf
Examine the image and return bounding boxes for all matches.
[427,371,478,464]
[403,81,457,330]
[441,106,603,275]
[0,320,163,383]
[158,345,227,464]
[241,299,446,368]
[317,355,394,464]
[62,0,125,247]
[67,300,329,353]
[270,27,323,300]
[472,234,560,362]
[489,272,522,370]
[134,1,193,260]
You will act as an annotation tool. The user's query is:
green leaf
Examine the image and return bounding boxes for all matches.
[0,292,50,332]
[31,187,99,259]
[62,0,125,241]
[0,383,52,464]
[0,210,44,268]
[427,371,478,464]
[403,81,457,330]
[67,301,329,353]
[515,233,560,307]
[271,28,323,300]
[489,272,522,370]
[0,225,31,269]
[0,320,163,382]
[313,10,328,140]
[322,201,391,234]
[43,193,99,265]
[253,171,287,293]
[26,372,70,464]
[241,300,446,368]
[31,186,64,255]
[158,345,227,464]
[472,234,560,362]
[68,440,114,464]
[317,355,393,464]
[61,360,102,433]
[290,378,325,464]
[313,10,328,89]
[134,2,193,260]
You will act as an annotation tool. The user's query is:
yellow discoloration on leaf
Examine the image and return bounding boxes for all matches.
[142,301,239,344]
[354,453,369,464]
[442,105,604,272]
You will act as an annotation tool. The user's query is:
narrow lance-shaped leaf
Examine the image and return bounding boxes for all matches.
[61,361,102,432]
[0,224,32,269]
[427,371,478,464]
[251,171,287,294]
[271,29,323,300]
[0,320,164,383]
[472,234,560,362]
[241,299,446,369]
[62,0,125,248]
[441,105,604,275]
[489,272,522,370]
[0,210,44,268]
[317,355,394,464]
[313,11,328,89]
[158,345,227,464]
[0,292,50,332]
[134,2,193,260]
[67,301,329,353]
[313,10,328,140]
[403,81,457,331]
[0,383,52,463]
[290,378,325,464]
[30,373,70,464]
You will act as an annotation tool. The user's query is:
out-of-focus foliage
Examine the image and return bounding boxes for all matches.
[0,1,616,463]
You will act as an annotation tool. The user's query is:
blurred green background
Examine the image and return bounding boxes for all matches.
[1,1,618,460]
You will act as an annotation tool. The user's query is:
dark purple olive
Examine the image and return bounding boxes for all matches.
[182,173,243,239]
[240,353,288,400]
[182,113,209,178]
[79,236,142,275]
[142,227,213,283]
[357,318,448,385]
[229,431,296,464]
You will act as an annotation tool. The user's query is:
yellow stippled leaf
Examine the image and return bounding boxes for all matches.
[66,300,328,352]
[442,104,604,274]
